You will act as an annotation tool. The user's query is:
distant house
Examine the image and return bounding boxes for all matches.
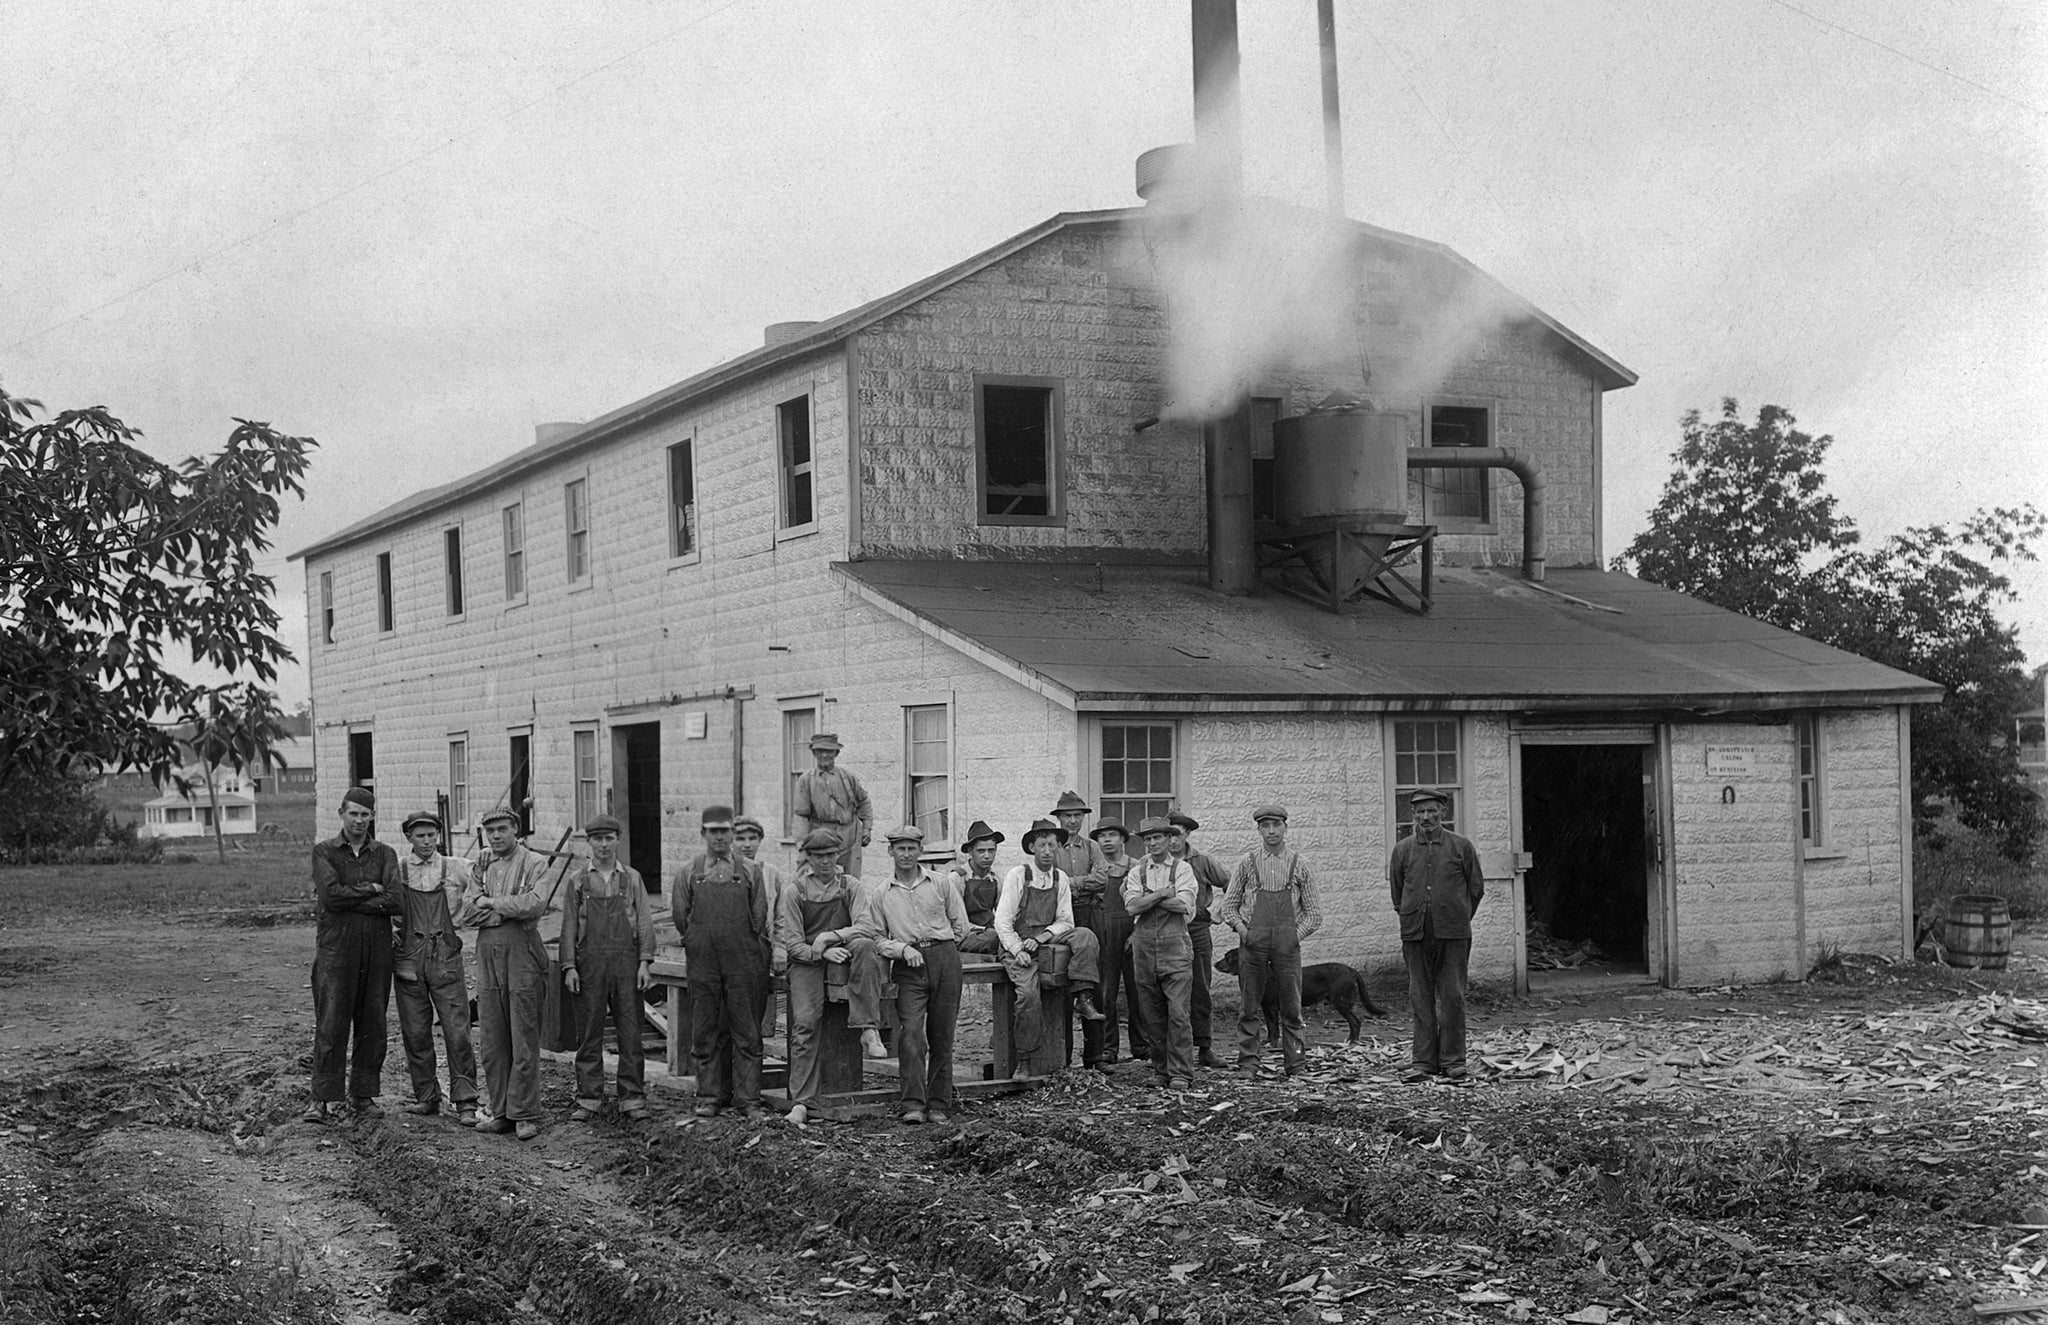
[2018,665,2046,787]
[290,198,1940,989]
[138,768,259,840]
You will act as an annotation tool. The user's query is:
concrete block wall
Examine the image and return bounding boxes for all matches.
[1666,722,1801,984]
[1800,708,1908,959]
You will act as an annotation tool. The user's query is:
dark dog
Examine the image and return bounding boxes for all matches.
[1215,947,1384,1044]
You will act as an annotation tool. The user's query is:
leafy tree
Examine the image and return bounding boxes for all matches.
[1618,399,2043,860]
[1,386,316,790]
[174,684,293,864]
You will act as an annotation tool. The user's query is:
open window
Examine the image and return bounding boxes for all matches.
[976,375,1063,526]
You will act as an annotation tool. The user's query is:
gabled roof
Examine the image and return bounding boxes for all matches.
[835,560,1941,713]
[292,207,1635,562]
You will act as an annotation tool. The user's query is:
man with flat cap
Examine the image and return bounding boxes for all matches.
[995,818,1108,1078]
[1123,816,1199,1089]
[1388,789,1484,1083]
[673,805,774,1119]
[306,786,401,1123]
[862,824,971,1125]
[462,804,558,1140]
[561,814,657,1121]
[1219,804,1323,1077]
[948,820,1007,956]
[781,828,888,1122]
[391,808,478,1123]
[1086,819,1141,1064]
[1167,812,1228,1068]
[792,733,873,877]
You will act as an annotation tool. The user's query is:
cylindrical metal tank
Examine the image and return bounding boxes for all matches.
[1272,406,1408,527]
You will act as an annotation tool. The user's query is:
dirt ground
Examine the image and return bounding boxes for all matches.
[4,908,2047,1325]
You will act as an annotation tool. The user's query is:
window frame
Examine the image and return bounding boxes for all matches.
[667,437,699,562]
[1249,393,1285,524]
[447,736,470,832]
[507,727,534,838]
[443,524,465,618]
[1389,716,1463,838]
[1083,717,1187,829]
[373,551,395,635]
[502,501,527,603]
[563,477,591,586]
[780,700,821,841]
[318,570,335,646]
[1797,715,1826,851]
[777,394,817,537]
[903,701,953,846]
[572,725,601,830]
[973,373,1066,528]
[1416,397,1497,530]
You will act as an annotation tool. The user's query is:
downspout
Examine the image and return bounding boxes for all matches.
[1405,447,1547,582]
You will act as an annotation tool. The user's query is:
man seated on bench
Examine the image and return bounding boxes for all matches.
[995,818,1108,1079]
[949,819,1006,955]
[779,830,889,1124]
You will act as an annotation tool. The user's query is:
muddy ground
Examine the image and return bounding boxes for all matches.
[3,909,2047,1324]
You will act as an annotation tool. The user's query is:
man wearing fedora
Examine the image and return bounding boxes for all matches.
[561,814,657,1122]
[864,825,972,1125]
[462,805,559,1140]
[995,819,1108,1077]
[1387,789,1484,1083]
[391,809,478,1124]
[306,786,402,1123]
[1123,817,1198,1089]
[948,820,1007,956]
[1219,805,1323,1078]
[1047,790,1107,911]
[673,805,774,1119]
[1167,813,1229,1068]
[1086,819,1141,1064]
[793,733,873,877]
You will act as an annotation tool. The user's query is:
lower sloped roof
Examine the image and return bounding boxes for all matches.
[835,560,1941,713]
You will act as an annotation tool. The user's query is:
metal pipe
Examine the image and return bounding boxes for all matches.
[1190,0,1243,194]
[1405,447,1548,582]
[1317,0,1344,216]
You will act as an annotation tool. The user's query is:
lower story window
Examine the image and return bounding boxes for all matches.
[1393,717,1461,836]
[1098,720,1179,827]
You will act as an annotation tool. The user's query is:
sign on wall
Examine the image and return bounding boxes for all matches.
[1704,745,1759,777]
[685,711,708,739]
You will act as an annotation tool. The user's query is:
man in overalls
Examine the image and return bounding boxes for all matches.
[1168,813,1229,1068]
[462,806,557,1140]
[561,815,656,1122]
[863,825,971,1126]
[780,829,887,1124]
[1122,817,1198,1090]
[949,820,1007,957]
[1087,820,1141,1065]
[1388,788,1484,1084]
[306,786,400,1123]
[1048,791,1106,919]
[672,805,773,1120]
[734,814,790,1043]
[392,809,478,1124]
[994,818,1108,1079]
[792,734,873,877]
[1220,804,1324,1078]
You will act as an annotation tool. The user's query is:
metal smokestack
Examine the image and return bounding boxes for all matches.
[1317,0,1345,216]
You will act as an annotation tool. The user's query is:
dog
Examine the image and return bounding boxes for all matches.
[1214,947,1384,1044]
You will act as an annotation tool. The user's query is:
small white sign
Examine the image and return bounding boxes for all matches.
[1705,745,1758,777]
[685,711,708,740]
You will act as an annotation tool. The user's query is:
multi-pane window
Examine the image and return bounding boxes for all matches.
[778,397,814,529]
[573,729,600,828]
[564,479,590,582]
[1393,718,1460,836]
[1250,396,1283,523]
[1416,401,1491,523]
[319,571,335,645]
[668,439,697,556]
[1797,717,1823,847]
[375,552,394,633]
[782,707,817,838]
[443,527,464,616]
[976,377,1061,524]
[1099,721,1178,826]
[905,705,951,844]
[502,502,525,598]
[447,739,469,830]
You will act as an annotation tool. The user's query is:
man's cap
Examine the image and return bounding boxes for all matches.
[583,813,624,837]
[480,806,519,828]
[1136,816,1175,838]
[959,819,1005,851]
[799,828,844,854]
[1168,812,1200,834]
[1408,788,1451,808]
[341,786,375,811]
[1051,790,1091,815]
[1251,804,1290,824]
[1089,820,1129,842]
[733,814,767,836]
[1019,817,1070,848]
[399,809,441,835]
[884,824,926,844]
[700,805,736,827]
[808,732,844,752]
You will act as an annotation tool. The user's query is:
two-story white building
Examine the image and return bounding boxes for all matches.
[291,202,1939,990]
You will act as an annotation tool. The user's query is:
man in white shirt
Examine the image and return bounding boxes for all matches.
[994,818,1106,1079]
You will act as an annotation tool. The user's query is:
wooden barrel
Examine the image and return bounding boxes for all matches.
[1942,895,2012,970]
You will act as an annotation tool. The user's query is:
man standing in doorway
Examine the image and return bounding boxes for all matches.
[1387,789,1484,1083]
[1167,812,1228,1068]
[392,809,477,1124]
[793,733,873,878]
[673,805,774,1119]
[462,806,557,1140]
[1219,805,1323,1078]
[306,787,401,1123]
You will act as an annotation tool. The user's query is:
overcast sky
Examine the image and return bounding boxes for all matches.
[7,0,2044,706]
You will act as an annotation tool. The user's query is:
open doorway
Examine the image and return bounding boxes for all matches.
[1521,743,1651,983]
[612,722,662,895]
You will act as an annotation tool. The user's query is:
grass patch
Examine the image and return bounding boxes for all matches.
[1915,809,2048,925]
[0,850,312,926]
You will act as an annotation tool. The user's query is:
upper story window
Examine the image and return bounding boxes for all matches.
[319,571,335,645]
[503,502,526,599]
[778,397,815,531]
[374,552,395,634]
[668,439,697,557]
[564,479,590,583]
[443,527,464,616]
[1416,400,1493,526]
[976,375,1063,526]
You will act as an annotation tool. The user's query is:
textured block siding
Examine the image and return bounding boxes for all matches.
[1801,709,1908,959]
[855,224,1603,567]
[1667,723,1801,985]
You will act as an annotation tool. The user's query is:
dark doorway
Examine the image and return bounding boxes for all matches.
[347,731,374,793]
[615,723,662,895]
[1521,745,1649,972]
[509,733,533,837]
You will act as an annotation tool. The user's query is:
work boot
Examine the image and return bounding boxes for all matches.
[352,1097,384,1119]
[925,1105,952,1126]
[300,1101,331,1124]
[455,1104,480,1126]
[1074,989,1106,1021]
[515,1120,541,1142]
[1197,1047,1221,1069]
[404,1099,440,1116]
[899,1107,926,1125]
[476,1116,514,1134]
[860,1029,888,1060]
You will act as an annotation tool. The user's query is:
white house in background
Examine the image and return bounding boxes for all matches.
[138,768,260,840]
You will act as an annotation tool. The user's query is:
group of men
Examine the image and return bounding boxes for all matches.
[306,730,1489,1133]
